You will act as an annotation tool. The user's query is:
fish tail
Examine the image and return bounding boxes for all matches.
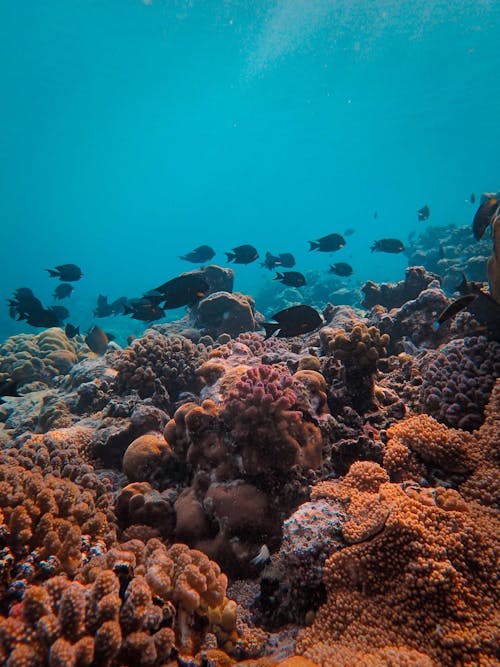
[225,252,235,262]
[274,272,283,281]
[45,269,59,277]
[308,241,319,251]
[263,323,280,339]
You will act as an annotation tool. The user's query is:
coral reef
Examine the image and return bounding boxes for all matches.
[193,292,258,338]
[417,335,500,430]
[361,266,441,309]
[487,208,500,301]
[297,461,500,667]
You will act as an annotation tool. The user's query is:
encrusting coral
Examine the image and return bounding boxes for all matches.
[296,460,500,666]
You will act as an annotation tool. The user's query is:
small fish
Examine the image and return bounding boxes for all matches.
[261,252,281,270]
[154,273,209,309]
[53,283,74,300]
[180,245,216,263]
[418,205,430,221]
[329,262,353,277]
[225,244,259,264]
[433,294,477,329]
[85,325,109,355]
[250,544,271,567]
[45,264,83,281]
[309,233,346,252]
[469,192,476,204]
[123,299,165,322]
[0,378,19,404]
[263,305,323,339]
[274,271,306,287]
[371,238,405,253]
[49,306,69,322]
[278,253,296,268]
[8,288,44,320]
[94,294,113,318]
[454,273,484,296]
[344,228,355,237]
[65,323,80,338]
[472,197,499,240]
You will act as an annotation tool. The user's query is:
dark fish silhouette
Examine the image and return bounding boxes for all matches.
[180,245,216,263]
[124,299,165,322]
[0,379,19,404]
[455,273,484,296]
[46,264,83,281]
[329,262,353,277]
[434,295,477,328]
[85,325,108,355]
[154,273,209,309]
[418,205,430,221]
[263,305,323,339]
[472,197,499,240]
[261,252,296,270]
[94,295,128,317]
[8,288,67,327]
[309,233,346,252]
[261,252,281,270]
[344,228,355,237]
[371,238,405,253]
[274,271,306,287]
[65,323,80,338]
[469,192,476,204]
[225,244,259,264]
[53,283,74,300]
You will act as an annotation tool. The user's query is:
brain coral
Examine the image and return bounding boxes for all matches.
[113,332,207,403]
[418,336,500,430]
[297,461,500,667]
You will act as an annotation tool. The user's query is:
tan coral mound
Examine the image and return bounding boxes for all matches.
[384,378,500,508]
[297,461,500,667]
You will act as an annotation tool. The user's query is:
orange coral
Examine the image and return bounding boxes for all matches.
[298,461,500,666]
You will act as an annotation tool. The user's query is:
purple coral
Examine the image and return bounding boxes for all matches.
[418,336,500,430]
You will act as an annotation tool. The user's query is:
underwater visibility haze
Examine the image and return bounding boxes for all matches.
[0,2,500,666]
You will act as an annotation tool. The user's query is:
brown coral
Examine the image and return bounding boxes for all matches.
[298,462,500,666]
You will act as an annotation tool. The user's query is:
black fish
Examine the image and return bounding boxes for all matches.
[418,205,430,221]
[46,264,83,281]
[371,238,405,253]
[0,379,19,404]
[278,253,296,268]
[329,262,353,277]
[274,271,306,287]
[309,233,346,252]
[53,283,74,300]
[344,228,355,237]
[25,309,62,328]
[49,306,69,322]
[263,305,323,339]
[85,325,108,355]
[154,273,209,309]
[124,299,165,322]
[455,273,484,296]
[94,294,113,318]
[180,245,216,263]
[8,288,43,320]
[225,244,259,264]
[470,192,476,204]
[65,323,80,338]
[472,197,499,240]
[434,294,477,328]
[261,252,281,270]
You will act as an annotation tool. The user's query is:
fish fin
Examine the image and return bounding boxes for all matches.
[308,241,319,251]
[45,269,59,277]
[263,323,280,339]
[274,272,283,281]
[225,252,235,262]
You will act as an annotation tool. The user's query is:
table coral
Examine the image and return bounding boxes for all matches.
[297,462,500,666]
[417,336,500,430]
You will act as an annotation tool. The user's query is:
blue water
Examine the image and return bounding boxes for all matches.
[1,1,499,340]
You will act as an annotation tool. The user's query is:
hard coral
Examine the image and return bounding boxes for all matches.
[122,433,173,483]
[194,292,257,338]
[113,332,206,403]
[418,336,500,430]
[221,364,323,474]
[298,462,500,667]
